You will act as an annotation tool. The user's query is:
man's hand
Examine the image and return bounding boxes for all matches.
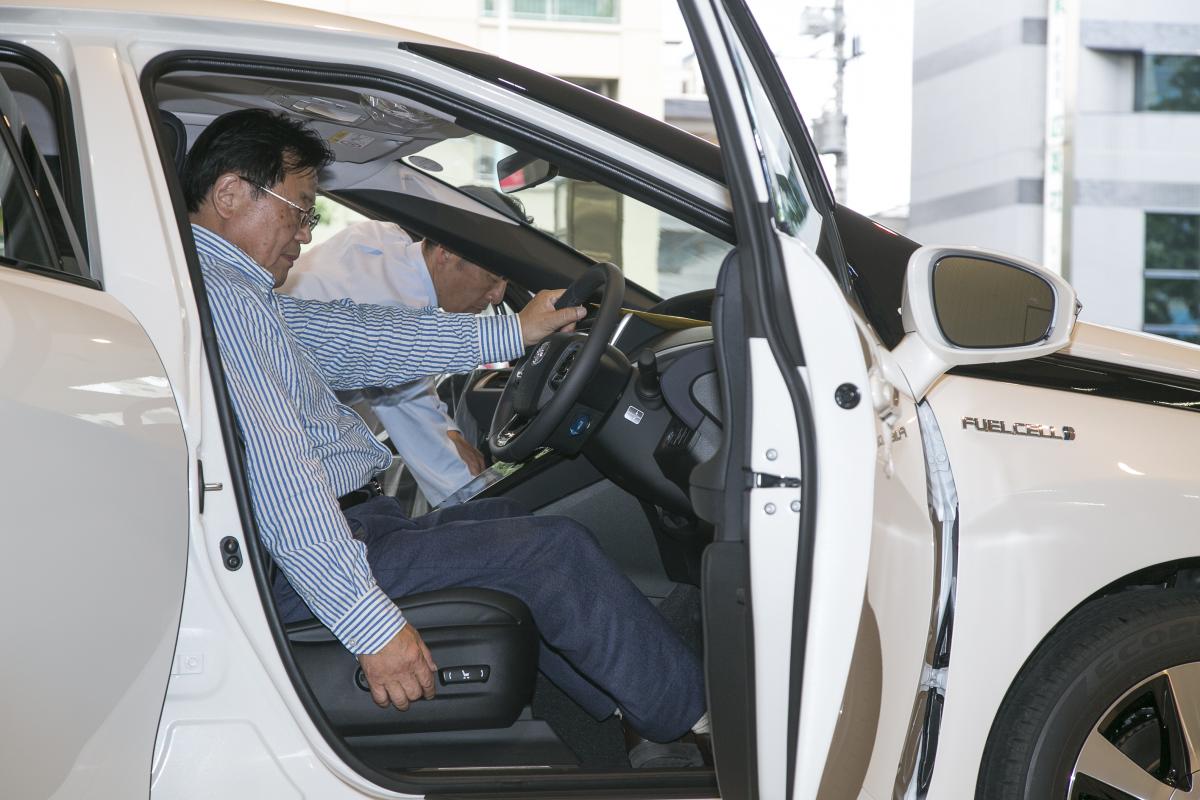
[518,288,585,346]
[358,624,437,711]
[448,430,486,476]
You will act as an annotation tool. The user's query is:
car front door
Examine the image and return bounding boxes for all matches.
[0,61,190,799]
[680,2,890,798]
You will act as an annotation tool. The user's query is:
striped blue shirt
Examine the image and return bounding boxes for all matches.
[194,225,523,654]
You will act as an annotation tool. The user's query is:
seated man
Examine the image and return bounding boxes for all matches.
[183,108,705,746]
[281,221,504,507]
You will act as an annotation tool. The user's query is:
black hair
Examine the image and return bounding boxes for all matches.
[182,109,333,213]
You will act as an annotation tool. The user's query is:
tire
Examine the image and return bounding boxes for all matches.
[976,589,1200,799]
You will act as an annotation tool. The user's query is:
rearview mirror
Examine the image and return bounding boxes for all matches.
[892,246,1080,399]
[497,151,558,194]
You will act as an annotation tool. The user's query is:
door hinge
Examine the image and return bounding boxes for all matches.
[753,472,801,488]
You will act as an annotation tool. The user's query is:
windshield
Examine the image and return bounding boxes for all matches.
[400,132,732,299]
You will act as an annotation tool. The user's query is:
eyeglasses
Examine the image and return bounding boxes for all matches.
[240,177,320,232]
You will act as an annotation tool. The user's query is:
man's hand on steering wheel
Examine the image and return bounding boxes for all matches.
[517,288,585,345]
[489,264,626,463]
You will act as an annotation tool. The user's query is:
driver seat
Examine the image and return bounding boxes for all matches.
[285,588,539,733]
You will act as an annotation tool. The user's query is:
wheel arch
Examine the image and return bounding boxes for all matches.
[976,556,1200,785]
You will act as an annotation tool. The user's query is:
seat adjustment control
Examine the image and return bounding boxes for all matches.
[439,665,491,685]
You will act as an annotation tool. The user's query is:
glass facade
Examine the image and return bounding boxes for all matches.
[1144,212,1200,342]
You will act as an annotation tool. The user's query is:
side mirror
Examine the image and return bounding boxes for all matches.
[496,151,558,194]
[892,246,1080,399]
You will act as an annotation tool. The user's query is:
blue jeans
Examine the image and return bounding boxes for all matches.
[274,496,705,742]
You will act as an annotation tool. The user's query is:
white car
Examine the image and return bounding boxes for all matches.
[2,2,1198,799]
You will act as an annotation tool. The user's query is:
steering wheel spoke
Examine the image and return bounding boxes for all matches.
[488,263,626,462]
[493,413,531,449]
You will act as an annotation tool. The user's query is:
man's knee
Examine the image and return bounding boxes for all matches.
[534,515,603,559]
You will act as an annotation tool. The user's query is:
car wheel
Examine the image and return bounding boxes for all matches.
[976,590,1200,799]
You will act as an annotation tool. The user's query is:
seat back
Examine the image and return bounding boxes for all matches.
[157,109,187,178]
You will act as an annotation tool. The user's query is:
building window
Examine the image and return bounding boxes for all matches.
[1136,55,1200,112]
[482,0,619,23]
[1144,212,1200,342]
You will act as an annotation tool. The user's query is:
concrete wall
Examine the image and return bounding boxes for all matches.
[909,1,1046,245]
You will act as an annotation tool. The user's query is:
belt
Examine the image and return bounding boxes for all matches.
[338,477,383,511]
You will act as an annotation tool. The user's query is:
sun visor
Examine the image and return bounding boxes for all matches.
[326,160,522,227]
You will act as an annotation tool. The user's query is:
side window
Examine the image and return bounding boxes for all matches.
[713,4,823,254]
[0,55,88,280]
[0,119,56,270]
[412,132,733,299]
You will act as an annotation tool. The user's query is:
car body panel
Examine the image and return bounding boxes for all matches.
[852,389,939,798]
[772,237,878,800]
[0,267,188,798]
[924,368,1200,796]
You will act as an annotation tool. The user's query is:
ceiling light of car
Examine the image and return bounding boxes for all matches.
[268,89,368,125]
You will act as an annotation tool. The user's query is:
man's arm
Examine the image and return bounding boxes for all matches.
[277,289,583,391]
[279,295,521,391]
[448,430,486,476]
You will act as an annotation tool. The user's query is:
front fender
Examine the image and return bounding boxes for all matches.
[922,372,1200,798]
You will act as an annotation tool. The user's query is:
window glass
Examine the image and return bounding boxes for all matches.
[411,131,732,298]
[483,0,619,23]
[1144,212,1200,342]
[311,195,370,246]
[1138,55,1200,112]
[0,138,56,270]
[712,2,823,255]
[1146,212,1200,270]
[0,61,85,278]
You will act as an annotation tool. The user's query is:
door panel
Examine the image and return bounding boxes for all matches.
[682,1,882,797]
[0,267,188,798]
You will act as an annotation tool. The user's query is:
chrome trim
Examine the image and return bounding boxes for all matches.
[610,311,633,347]
[893,401,960,800]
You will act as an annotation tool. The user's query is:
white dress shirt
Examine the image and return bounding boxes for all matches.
[282,220,476,506]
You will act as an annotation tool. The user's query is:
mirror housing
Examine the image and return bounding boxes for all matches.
[496,151,558,193]
[892,246,1080,400]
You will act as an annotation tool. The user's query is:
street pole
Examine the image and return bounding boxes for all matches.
[832,0,847,203]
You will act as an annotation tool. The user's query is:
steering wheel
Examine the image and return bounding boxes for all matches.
[488,262,625,462]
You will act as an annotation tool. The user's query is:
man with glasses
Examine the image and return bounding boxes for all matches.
[182,108,706,751]
[282,222,506,508]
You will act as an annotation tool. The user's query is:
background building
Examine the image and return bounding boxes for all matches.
[910,0,1200,342]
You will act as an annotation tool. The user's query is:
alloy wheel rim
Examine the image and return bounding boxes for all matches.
[1069,662,1200,799]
